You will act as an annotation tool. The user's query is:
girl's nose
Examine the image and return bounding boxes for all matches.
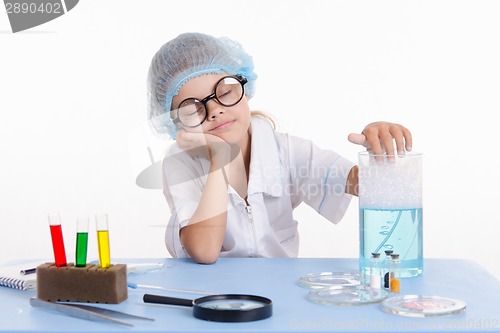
[206,100,224,120]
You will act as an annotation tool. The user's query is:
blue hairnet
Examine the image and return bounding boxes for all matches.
[147,32,257,140]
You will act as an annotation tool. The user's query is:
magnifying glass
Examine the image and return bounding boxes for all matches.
[143,293,272,322]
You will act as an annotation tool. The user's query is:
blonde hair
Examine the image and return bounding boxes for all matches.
[251,111,278,131]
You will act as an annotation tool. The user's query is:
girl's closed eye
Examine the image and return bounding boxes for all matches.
[193,105,204,116]
[218,89,231,98]
[179,104,203,117]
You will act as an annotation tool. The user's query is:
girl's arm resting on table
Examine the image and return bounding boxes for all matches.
[179,147,232,264]
[180,213,227,265]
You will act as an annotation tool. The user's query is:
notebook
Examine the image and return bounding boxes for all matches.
[0,262,39,290]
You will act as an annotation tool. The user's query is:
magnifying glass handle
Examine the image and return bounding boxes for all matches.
[143,294,193,307]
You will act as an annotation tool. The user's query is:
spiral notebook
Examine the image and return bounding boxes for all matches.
[0,262,38,290]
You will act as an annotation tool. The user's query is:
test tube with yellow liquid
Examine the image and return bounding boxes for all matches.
[96,214,111,268]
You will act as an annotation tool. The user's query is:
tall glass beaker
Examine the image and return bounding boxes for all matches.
[358,152,423,278]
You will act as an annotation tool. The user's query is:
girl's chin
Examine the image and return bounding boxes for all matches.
[215,131,248,146]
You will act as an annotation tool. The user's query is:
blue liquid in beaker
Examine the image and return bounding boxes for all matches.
[359,208,423,278]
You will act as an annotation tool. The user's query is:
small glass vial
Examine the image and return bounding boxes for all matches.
[369,252,382,289]
[383,250,393,289]
[390,254,401,293]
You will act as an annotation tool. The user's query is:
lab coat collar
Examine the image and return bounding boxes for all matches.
[246,116,284,197]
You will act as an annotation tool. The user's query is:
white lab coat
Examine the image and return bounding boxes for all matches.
[162,116,355,258]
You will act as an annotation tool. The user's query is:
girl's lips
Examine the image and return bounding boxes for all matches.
[210,120,235,131]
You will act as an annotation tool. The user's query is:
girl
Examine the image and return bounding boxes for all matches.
[147,33,412,264]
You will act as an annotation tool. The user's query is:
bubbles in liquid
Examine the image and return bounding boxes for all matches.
[358,154,422,210]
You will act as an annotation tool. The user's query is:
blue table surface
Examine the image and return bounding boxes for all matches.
[1,258,499,333]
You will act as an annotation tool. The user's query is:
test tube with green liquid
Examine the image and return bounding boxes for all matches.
[96,213,111,268]
[75,216,89,267]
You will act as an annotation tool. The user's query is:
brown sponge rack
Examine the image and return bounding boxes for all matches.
[36,263,127,304]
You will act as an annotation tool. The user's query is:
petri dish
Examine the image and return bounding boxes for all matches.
[307,285,388,306]
[382,295,466,318]
[299,272,361,289]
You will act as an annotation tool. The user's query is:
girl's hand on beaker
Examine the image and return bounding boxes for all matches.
[348,122,412,157]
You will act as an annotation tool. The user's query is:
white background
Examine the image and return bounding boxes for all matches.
[1,0,499,279]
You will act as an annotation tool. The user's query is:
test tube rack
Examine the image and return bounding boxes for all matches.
[36,263,127,304]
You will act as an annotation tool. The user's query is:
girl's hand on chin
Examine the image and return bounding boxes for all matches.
[176,129,233,163]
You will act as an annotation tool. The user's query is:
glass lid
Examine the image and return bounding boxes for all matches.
[299,272,361,289]
[307,285,388,306]
[382,295,467,317]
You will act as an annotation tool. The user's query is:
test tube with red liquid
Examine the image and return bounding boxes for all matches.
[48,212,67,267]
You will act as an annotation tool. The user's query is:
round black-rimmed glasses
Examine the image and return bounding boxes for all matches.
[171,75,248,128]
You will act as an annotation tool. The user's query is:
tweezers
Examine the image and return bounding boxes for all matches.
[30,297,155,327]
